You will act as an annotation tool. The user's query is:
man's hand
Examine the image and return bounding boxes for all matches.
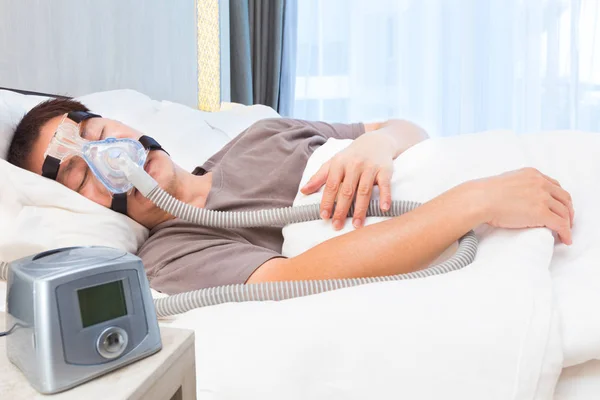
[300,132,396,230]
[300,119,428,230]
[475,167,575,244]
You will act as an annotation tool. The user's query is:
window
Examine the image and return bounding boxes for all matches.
[294,0,600,135]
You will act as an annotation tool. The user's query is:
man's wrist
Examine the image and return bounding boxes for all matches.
[453,180,492,226]
[357,131,398,157]
[387,122,427,158]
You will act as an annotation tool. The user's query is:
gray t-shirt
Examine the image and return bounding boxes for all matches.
[138,118,365,294]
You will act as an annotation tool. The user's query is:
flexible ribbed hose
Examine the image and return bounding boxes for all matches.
[0,188,479,318]
[140,186,479,317]
[148,185,425,228]
[0,261,7,282]
[153,231,477,317]
[0,236,477,318]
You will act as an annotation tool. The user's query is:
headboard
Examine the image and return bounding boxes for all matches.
[0,0,230,110]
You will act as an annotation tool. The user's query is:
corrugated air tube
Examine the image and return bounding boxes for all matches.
[144,185,478,317]
[0,198,478,317]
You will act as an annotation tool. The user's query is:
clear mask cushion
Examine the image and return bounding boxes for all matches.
[45,120,147,194]
[83,138,147,194]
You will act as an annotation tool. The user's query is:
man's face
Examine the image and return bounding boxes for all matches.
[28,115,177,228]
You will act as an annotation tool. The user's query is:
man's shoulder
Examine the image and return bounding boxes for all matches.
[245,117,310,132]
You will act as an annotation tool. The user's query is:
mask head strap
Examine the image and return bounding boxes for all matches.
[139,135,169,156]
[67,111,102,124]
[110,193,129,215]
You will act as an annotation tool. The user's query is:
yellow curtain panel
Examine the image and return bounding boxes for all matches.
[197,0,221,111]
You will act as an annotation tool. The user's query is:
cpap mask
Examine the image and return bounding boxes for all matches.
[44,114,147,193]
[42,111,168,214]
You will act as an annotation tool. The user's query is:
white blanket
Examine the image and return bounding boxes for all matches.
[520,132,600,369]
[281,129,600,372]
[160,130,600,399]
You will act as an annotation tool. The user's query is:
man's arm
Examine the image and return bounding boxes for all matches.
[248,180,482,283]
[248,168,574,283]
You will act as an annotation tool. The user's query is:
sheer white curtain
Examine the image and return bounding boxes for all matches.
[294,0,600,136]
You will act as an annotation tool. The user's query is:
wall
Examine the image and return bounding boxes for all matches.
[0,0,230,108]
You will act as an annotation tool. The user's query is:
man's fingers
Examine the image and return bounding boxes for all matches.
[541,173,574,225]
[352,168,377,228]
[320,162,344,220]
[548,185,575,227]
[301,161,330,195]
[544,209,572,245]
[376,168,393,211]
[548,197,570,222]
[332,168,361,230]
[542,173,561,187]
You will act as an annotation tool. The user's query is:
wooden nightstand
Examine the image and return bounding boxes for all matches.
[0,312,197,400]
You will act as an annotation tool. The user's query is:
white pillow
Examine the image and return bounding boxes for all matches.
[0,89,281,165]
[0,159,148,261]
[0,89,233,167]
[0,89,280,263]
[201,102,281,140]
[76,91,232,171]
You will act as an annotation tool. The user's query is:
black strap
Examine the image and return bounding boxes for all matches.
[41,156,61,181]
[110,193,128,215]
[192,166,207,176]
[139,135,169,155]
[67,111,101,123]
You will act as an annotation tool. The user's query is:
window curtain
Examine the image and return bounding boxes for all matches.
[229,0,297,116]
[294,0,600,136]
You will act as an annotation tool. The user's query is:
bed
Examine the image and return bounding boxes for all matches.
[1,88,600,399]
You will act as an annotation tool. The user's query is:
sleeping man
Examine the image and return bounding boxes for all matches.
[6,99,575,294]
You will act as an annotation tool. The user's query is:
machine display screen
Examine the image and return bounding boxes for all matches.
[77,280,128,328]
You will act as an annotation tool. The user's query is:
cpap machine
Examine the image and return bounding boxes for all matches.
[0,111,478,393]
[3,247,161,394]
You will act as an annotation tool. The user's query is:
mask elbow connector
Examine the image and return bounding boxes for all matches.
[116,154,158,197]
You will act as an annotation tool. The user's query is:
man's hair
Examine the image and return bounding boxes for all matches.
[6,98,89,169]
